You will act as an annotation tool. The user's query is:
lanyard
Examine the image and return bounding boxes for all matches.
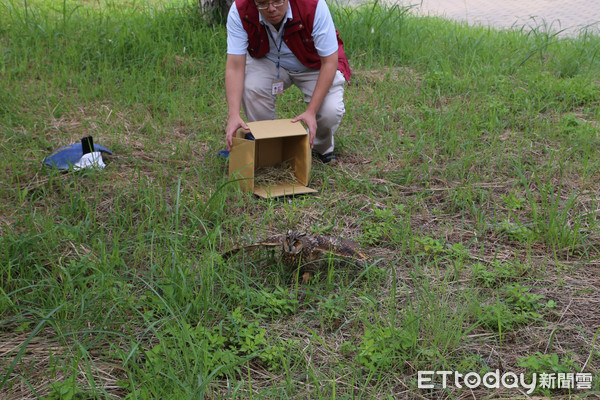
[265,25,285,80]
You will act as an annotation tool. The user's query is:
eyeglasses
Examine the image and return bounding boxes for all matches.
[254,0,285,10]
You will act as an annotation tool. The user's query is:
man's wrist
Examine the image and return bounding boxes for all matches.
[305,105,318,116]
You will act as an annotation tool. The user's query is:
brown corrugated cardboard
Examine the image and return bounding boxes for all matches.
[229,119,317,198]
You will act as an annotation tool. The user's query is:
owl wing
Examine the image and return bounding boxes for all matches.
[222,234,284,261]
[311,235,370,263]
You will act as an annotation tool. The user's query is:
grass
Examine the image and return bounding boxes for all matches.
[1,0,600,398]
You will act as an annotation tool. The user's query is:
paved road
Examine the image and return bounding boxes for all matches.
[401,0,600,37]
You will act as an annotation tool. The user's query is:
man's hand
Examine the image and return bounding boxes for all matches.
[291,111,317,148]
[226,116,249,151]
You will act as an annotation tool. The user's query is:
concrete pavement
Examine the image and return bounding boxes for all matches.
[404,0,600,37]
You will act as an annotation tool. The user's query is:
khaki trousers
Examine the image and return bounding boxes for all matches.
[241,56,346,156]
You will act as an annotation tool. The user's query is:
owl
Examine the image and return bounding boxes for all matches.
[222,230,369,282]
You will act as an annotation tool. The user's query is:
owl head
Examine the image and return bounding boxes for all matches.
[283,230,306,254]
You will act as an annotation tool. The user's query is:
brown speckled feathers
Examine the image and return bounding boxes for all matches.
[222,230,369,271]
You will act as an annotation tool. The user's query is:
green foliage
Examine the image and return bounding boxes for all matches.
[351,323,417,371]
[317,293,346,331]
[333,0,412,65]
[471,260,529,288]
[361,205,402,246]
[415,236,446,255]
[525,180,590,252]
[447,242,470,260]
[501,193,526,211]
[43,376,88,400]
[423,69,455,92]
[226,284,298,318]
[518,352,580,375]
[476,300,530,332]
[503,284,555,315]
[415,236,470,261]
[474,285,555,332]
[495,219,536,243]
[144,307,296,382]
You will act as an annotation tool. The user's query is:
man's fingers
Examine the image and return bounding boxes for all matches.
[292,115,315,147]
[225,117,250,151]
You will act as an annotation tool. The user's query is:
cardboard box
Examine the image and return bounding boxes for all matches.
[229,119,317,198]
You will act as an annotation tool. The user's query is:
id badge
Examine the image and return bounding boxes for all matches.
[271,80,284,95]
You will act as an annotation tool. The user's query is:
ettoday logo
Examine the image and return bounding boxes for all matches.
[418,370,594,394]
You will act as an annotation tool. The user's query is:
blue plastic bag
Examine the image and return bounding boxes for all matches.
[44,143,112,170]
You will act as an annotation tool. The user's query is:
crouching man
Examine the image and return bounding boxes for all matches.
[224,0,351,163]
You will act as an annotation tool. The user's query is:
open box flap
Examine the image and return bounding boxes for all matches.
[254,183,317,199]
[229,137,255,192]
[282,135,311,186]
[245,119,308,139]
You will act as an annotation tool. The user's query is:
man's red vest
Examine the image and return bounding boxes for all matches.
[236,0,351,81]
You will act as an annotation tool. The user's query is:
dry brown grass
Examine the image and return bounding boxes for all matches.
[0,330,127,399]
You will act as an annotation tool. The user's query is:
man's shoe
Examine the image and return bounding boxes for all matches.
[316,152,338,164]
